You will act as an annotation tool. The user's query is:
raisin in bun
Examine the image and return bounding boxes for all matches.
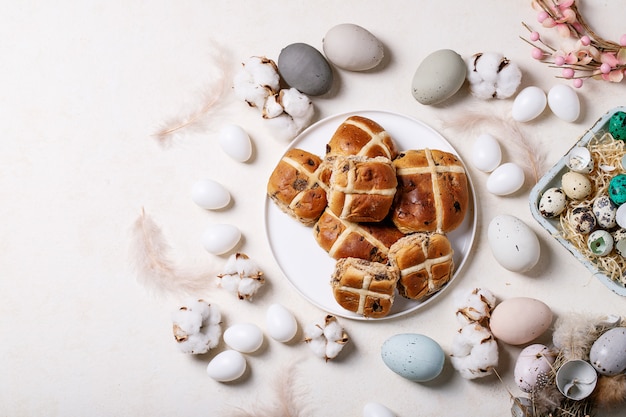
[327,155,397,223]
[313,209,405,263]
[388,232,454,301]
[391,148,469,233]
[326,115,398,160]
[267,148,328,226]
[331,257,399,318]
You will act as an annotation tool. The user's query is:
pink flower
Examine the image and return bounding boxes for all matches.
[533,0,577,37]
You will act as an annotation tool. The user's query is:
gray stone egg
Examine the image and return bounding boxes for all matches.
[278,43,333,96]
[590,327,626,376]
[411,49,466,105]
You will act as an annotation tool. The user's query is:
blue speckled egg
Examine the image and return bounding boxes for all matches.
[609,174,626,205]
[381,333,445,382]
[589,327,626,376]
[609,111,626,141]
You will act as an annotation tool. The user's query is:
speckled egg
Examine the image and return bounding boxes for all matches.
[488,215,540,273]
[539,187,567,218]
[561,171,592,200]
[514,344,556,393]
[593,195,618,229]
[587,229,614,256]
[490,297,553,345]
[613,229,626,256]
[411,49,467,105]
[381,333,445,382]
[278,43,333,96]
[609,173,626,205]
[569,206,596,234]
[589,327,626,375]
[609,111,626,141]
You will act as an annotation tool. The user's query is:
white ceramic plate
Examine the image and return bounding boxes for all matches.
[529,106,626,296]
[264,110,477,320]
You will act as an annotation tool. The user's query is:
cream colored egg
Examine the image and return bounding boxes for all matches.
[206,350,247,382]
[322,23,384,71]
[561,171,592,200]
[219,124,252,162]
[201,223,241,255]
[490,297,553,345]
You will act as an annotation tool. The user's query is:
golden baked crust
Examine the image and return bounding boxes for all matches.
[267,148,328,226]
[326,115,399,160]
[327,155,397,223]
[331,257,399,318]
[388,232,454,301]
[313,209,405,263]
[391,149,469,233]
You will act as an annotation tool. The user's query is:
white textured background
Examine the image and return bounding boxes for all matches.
[1,1,626,416]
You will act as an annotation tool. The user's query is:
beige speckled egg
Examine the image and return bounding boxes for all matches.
[490,297,553,345]
[561,171,592,200]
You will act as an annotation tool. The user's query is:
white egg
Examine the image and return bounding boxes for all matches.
[487,162,525,195]
[219,124,252,162]
[223,323,264,353]
[191,179,231,210]
[548,84,580,122]
[472,133,502,172]
[322,23,384,71]
[488,214,541,272]
[201,223,241,255]
[363,402,396,417]
[266,303,298,343]
[512,86,547,122]
[206,350,247,382]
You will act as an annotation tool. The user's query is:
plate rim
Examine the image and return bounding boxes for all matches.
[264,109,479,320]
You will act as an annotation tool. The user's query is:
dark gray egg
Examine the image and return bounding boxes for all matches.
[278,43,333,96]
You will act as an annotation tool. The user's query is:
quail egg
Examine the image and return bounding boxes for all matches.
[568,206,596,234]
[613,229,626,257]
[588,230,614,256]
[538,187,567,218]
[593,195,618,229]
[561,171,592,200]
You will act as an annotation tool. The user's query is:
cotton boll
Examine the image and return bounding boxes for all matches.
[262,94,284,119]
[450,323,499,379]
[304,315,349,361]
[217,253,265,300]
[455,287,496,325]
[264,114,301,142]
[466,52,522,99]
[171,299,222,354]
[233,56,280,108]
